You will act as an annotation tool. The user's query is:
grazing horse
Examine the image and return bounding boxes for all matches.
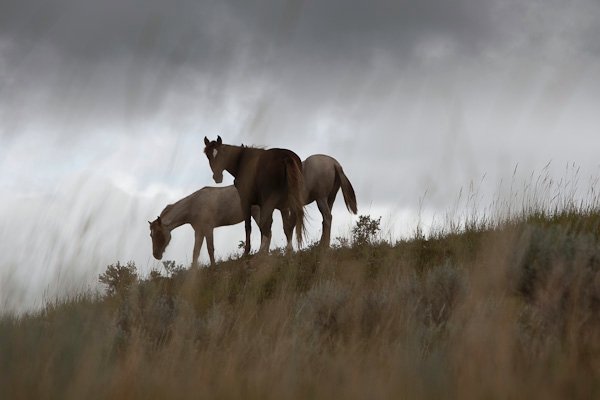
[149,186,258,266]
[203,136,305,255]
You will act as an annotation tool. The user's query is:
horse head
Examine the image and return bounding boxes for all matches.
[204,135,225,183]
[148,216,171,260]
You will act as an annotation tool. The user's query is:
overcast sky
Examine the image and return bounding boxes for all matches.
[1,0,600,312]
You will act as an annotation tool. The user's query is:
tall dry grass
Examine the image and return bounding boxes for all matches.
[2,174,600,399]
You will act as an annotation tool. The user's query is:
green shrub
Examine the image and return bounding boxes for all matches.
[98,261,138,296]
[351,215,381,245]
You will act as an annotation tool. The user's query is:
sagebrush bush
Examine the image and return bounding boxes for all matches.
[351,214,381,245]
[98,261,138,296]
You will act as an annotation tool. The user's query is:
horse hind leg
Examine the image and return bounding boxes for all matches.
[258,202,276,254]
[327,182,340,210]
[281,208,295,252]
[206,229,216,266]
[316,198,332,247]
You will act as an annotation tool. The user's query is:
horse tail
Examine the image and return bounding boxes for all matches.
[285,157,306,247]
[334,162,358,214]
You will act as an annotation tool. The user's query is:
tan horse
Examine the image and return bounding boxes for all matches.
[149,186,258,266]
[204,136,305,255]
[299,154,357,247]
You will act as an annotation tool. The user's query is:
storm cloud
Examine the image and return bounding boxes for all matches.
[2,0,598,140]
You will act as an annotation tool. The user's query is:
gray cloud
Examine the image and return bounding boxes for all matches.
[1,0,598,140]
[0,1,495,65]
[0,0,599,213]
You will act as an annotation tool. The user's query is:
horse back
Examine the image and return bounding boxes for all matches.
[235,147,302,208]
[257,148,302,190]
[190,186,245,227]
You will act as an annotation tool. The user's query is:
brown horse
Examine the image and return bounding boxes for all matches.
[203,136,305,255]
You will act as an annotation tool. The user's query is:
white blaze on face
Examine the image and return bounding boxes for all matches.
[212,149,218,158]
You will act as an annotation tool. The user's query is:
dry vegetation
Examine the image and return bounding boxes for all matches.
[2,186,600,399]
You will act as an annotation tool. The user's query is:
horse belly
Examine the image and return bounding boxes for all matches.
[215,200,245,226]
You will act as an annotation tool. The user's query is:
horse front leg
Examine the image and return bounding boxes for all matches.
[244,212,252,255]
[192,230,205,268]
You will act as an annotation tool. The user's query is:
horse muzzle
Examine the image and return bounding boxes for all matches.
[213,173,223,184]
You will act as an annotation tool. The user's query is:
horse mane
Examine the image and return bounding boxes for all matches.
[161,204,175,218]
[240,143,266,150]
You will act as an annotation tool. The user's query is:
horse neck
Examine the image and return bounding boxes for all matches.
[222,145,245,177]
[160,198,192,231]
[223,145,261,178]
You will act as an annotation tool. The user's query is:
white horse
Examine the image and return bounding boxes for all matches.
[149,154,357,265]
[287,154,357,247]
[149,186,259,266]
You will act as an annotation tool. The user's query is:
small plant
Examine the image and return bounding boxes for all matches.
[98,261,138,296]
[162,260,184,277]
[332,236,350,249]
[149,269,163,280]
[352,215,381,246]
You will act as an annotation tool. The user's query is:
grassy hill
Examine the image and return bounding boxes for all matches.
[1,210,599,399]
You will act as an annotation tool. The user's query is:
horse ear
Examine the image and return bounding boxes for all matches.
[204,136,210,146]
[217,135,222,145]
[148,220,152,225]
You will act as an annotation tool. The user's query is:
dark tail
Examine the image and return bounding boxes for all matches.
[334,162,358,214]
[285,157,306,247]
